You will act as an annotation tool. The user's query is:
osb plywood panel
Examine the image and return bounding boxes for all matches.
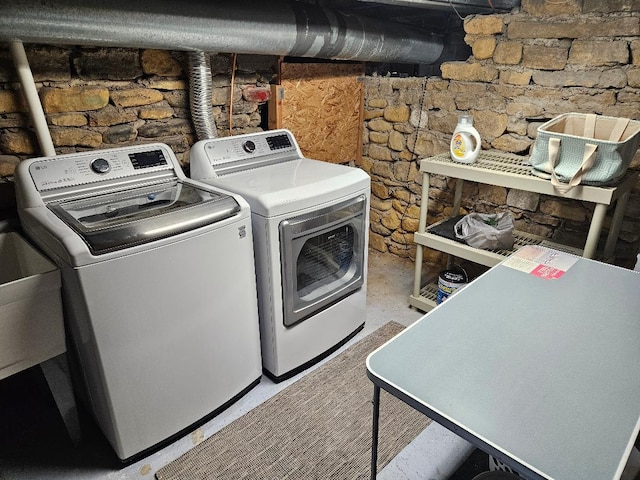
[270,62,364,165]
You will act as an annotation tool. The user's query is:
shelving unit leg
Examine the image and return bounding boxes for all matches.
[603,189,631,261]
[453,178,463,214]
[413,173,431,299]
[584,203,607,259]
[413,246,424,298]
[446,179,465,269]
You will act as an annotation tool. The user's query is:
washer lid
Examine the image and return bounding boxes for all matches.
[49,180,240,254]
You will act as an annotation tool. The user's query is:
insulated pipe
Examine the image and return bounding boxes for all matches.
[0,0,444,65]
[188,52,217,140]
[9,41,56,157]
[357,0,518,13]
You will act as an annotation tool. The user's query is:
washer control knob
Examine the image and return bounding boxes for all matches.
[242,140,256,154]
[91,158,111,174]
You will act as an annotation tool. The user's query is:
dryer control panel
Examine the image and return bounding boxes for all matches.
[204,131,298,163]
[28,144,175,191]
[191,129,304,178]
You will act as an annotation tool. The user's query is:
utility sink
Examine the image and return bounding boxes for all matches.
[0,231,64,380]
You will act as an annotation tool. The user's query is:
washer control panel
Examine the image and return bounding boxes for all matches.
[90,158,111,174]
[28,145,174,191]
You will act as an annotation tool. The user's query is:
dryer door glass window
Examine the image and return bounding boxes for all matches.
[296,225,354,295]
[280,195,366,327]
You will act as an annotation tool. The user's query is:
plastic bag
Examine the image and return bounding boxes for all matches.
[454,212,515,250]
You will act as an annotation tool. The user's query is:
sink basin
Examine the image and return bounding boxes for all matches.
[0,232,64,380]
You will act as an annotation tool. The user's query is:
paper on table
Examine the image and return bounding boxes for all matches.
[502,245,579,279]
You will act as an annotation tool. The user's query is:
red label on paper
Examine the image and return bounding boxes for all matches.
[531,264,565,279]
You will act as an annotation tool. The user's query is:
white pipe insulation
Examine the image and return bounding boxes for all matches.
[9,41,56,157]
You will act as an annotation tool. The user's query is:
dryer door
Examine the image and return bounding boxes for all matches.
[49,180,240,254]
[279,194,366,327]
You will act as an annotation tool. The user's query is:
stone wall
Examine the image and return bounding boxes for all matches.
[0,47,276,173]
[363,0,640,268]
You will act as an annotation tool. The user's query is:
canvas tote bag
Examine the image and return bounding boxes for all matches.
[530,113,640,195]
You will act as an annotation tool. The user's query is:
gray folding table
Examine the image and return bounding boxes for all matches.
[367,246,640,480]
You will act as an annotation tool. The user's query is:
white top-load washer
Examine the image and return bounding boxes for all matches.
[190,130,370,382]
[14,143,262,461]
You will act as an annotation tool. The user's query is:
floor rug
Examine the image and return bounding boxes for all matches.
[155,321,431,480]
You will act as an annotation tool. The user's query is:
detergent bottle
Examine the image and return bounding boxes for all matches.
[450,114,481,164]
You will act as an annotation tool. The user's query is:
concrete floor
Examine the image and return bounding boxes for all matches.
[0,249,477,480]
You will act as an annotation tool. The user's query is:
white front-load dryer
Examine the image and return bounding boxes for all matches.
[14,143,262,461]
[190,130,370,382]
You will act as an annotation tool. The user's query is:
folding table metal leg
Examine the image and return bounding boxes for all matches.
[371,385,381,480]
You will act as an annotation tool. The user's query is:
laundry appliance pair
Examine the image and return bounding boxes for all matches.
[14,130,370,461]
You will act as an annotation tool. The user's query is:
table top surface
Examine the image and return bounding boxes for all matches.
[367,246,640,480]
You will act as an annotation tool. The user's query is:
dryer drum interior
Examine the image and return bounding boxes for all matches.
[280,194,367,327]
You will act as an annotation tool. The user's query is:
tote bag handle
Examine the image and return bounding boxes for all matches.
[547,137,598,195]
[584,113,629,141]
[607,116,630,142]
[584,113,596,138]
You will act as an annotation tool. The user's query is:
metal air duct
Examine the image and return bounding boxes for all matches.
[188,51,217,140]
[0,0,444,65]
